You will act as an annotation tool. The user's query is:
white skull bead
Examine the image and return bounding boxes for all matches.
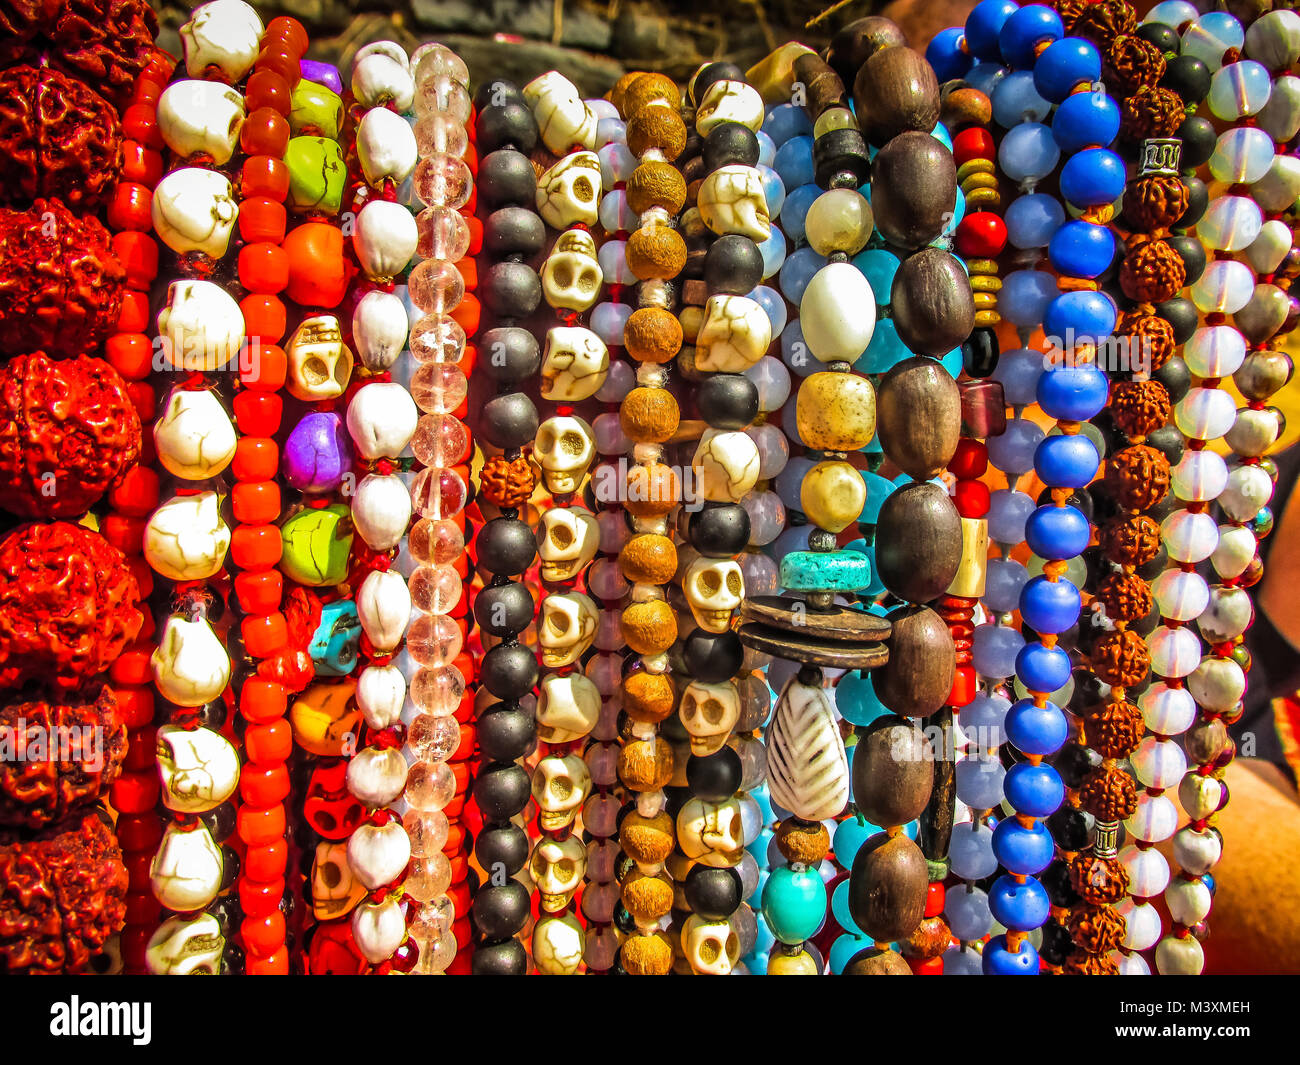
[287,315,354,402]
[693,428,761,503]
[144,492,230,581]
[532,913,586,975]
[531,753,592,831]
[695,294,773,372]
[676,796,745,867]
[541,230,604,312]
[537,507,600,582]
[682,913,741,975]
[536,152,602,229]
[150,821,223,911]
[181,0,263,82]
[523,71,598,153]
[541,327,609,402]
[151,612,231,707]
[698,165,771,242]
[678,680,741,756]
[146,913,224,976]
[151,168,239,259]
[683,556,744,633]
[157,279,245,371]
[536,672,601,744]
[696,80,765,134]
[537,591,599,667]
[157,81,246,164]
[529,833,587,912]
[534,414,596,495]
[156,724,240,814]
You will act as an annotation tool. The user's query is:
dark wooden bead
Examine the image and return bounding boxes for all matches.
[852,714,934,826]
[877,356,960,479]
[874,606,954,719]
[853,47,940,147]
[869,131,956,249]
[736,622,888,670]
[793,53,847,116]
[827,16,908,88]
[891,248,975,357]
[813,127,871,188]
[875,480,963,603]
[739,595,892,641]
[844,945,913,975]
[918,707,956,861]
[848,830,928,943]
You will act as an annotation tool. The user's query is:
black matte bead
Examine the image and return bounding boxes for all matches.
[1176,116,1216,172]
[477,326,541,386]
[475,580,535,637]
[1136,21,1180,54]
[1042,859,1081,908]
[1047,804,1093,851]
[478,148,537,208]
[471,936,528,975]
[697,372,759,430]
[813,127,871,188]
[480,391,538,450]
[1161,55,1212,105]
[1153,353,1191,403]
[481,260,541,317]
[478,516,538,575]
[1136,541,1170,582]
[684,865,743,920]
[474,822,529,875]
[472,761,532,821]
[687,747,742,801]
[1039,918,1073,966]
[690,62,744,105]
[477,703,537,762]
[703,122,760,172]
[1177,175,1208,228]
[1166,233,1206,286]
[682,629,744,683]
[687,502,751,557]
[472,881,531,938]
[474,79,524,111]
[483,206,546,258]
[476,102,538,156]
[1145,423,1185,467]
[704,234,764,295]
[1156,297,1198,345]
[480,642,539,701]
[961,326,999,378]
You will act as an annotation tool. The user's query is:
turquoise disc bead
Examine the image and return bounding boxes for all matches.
[779,548,871,592]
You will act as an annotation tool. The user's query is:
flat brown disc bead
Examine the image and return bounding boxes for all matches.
[621,599,678,655]
[619,386,680,443]
[853,46,940,146]
[626,160,687,215]
[875,481,963,603]
[852,715,934,827]
[619,533,678,585]
[877,355,961,478]
[844,945,913,975]
[869,131,957,249]
[873,604,956,719]
[848,831,928,943]
[621,670,676,723]
[736,622,888,670]
[738,595,892,641]
[623,307,682,364]
[891,249,975,358]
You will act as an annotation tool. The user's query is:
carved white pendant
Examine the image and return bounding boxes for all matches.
[765,678,849,821]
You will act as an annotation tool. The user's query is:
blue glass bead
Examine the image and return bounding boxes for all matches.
[309,599,361,676]
[962,690,1010,747]
[1034,37,1101,103]
[852,247,900,302]
[1014,641,1072,694]
[1048,219,1115,279]
[927,26,974,82]
[1043,289,1117,347]
[830,934,866,974]
[761,864,827,944]
[770,524,811,568]
[1024,504,1090,559]
[931,121,953,151]
[748,283,787,336]
[949,821,998,881]
[1059,147,1125,207]
[992,70,1052,127]
[939,186,966,238]
[992,817,1054,875]
[989,874,1051,931]
[780,319,817,378]
[1005,696,1068,754]
[756,164,785,220]
[774,456,813,511]
[983,933,1040,974]
[1019,575,1080,634]
[993,346,1045,404]
[1000,271,1056,329]
[858,317,910,374]
[1036,361,1109,421]
[832,816,875,866]
[1004,762,1064,818]
[998,122,1060,183]
[1202,872,1216,896]
[835,670,891,727]
[752,916,775,956]
[831,877,860,934]
[966,0,1019,60]
[1005,193,1065,249]
[987,417,1044,476]
[945,885,992,941]
[780,182,819,244]
[780,549,872,592]
[1034,432,1100,487]
[964,60,1009,98]
[987,488,1036,543]
[858,470,894,524]
[981,558,1029,614]
[755,129,776,167]
[762,102,813,146]
[756,225,786,280]
[773,135,815,190]
[1052,90,1120,153]
[972,619,1025,677]
[940,346,963,379]
[999,4,1063,67]
[778,245,826,304]
[956,754,1006,808]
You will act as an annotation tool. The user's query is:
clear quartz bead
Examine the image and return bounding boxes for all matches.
[408,259,466,315]
[409,518,464,564]
[1171,449,1228,501]
[403,808,450,857]
[411,362,468,414]
[404,851,452,902]
[414,45,469,86]
[404,759,456,810]
[408,712,461,763]
[1131,736,1187,790]
[414,112,469,158]
[416,205,471,261]
[411,412,471,468]
[413,151,472,207]
[1161,508,1219,563]
[408,565,463,615]
[409,314,466,364]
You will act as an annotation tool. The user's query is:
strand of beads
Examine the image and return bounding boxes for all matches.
[522,70,610,974]
[400,40,478,977]
[142,0,261,975]
[467,78,543,976]
[102,47,174,975]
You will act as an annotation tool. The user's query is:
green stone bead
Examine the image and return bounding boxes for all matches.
[290,80,343,140]
[779,549,872,592]
[281,503,354,586]
[285,136,346,215]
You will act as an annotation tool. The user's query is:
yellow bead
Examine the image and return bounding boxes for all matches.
[795,372,876,452]
[947,517,989,598]
[800,459,867,534]
[767,949,819,975]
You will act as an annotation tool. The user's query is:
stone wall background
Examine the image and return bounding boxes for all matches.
[151,0,978,96]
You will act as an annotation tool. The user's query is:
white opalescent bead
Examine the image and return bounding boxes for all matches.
[1147,625,1202,679]
[1139,683,1197,736]
[1189,259,1254,314]
[1131,736,1187,790]
[1126,791,1180,843]
[1171,449,1228,502]
[1151,568,1209,622]
[1161,508,1219,564]
[1174,386,1237,441]
[1116,897,1162,951]
[1182,324,1245,378]
[1122,844,1170,898]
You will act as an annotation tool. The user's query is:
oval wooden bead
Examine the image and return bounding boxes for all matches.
[877,356,960,478]
[853,47,940,147]
[875,480,962,603]
[869,131,956,250]
[1234,283,1289,345]
[828,16,907,84]
[874,606,956,719]
[851,714,934,825]
[891,249,975,357]
[848,830,927,943]
[843,945,913,975]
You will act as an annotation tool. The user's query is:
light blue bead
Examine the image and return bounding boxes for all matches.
[589,301,632,346]
[940,346,964,378]
[748,283,787,336]
[1005,193,1065,249]
[965,60,1009,98]
[949,820,998,880]
[857,317,910,374]
[780,318,817,378]
[836,670,891,727]
[945,885,993,941]
[956,754,1006,808]
[831,877,860,934]
[999,122,1061,184]
[931,121,953,151]
[780,183,819,244]
[778,245,826,304]
[962,690,1010,747]
[987,488,1036,543]
[1001,270,1058,329]
[945,946,985,974]
[987,416,1045,476]
[757,163,786,219]
[779,549,872,592]
[773,135,815,190]
[762,103,812,147]
[852,247,900,303]
[756,129,776,167]
[774,456,814,511]
[993,70,1053,128]
[832,814,875,867]
[993,346,1046,405]
[830,934,867,974]
[972,620,1025,679]
[597,237,633,286]
[859,470,895,524]
[598,140,635,185]
[762,865,828,944]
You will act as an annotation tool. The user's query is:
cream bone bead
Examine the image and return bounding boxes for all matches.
[356,40,411,71]
[351,474,412,551]
[352,289,409,372]
[153,387,237,481]
[357,106,418,189]
[146,913,224,975]
[696,80,765,134]
[765,678,850,822]
[1178,771,1224,821]
[351,50,414,112]
[157,80,245,165]
[536,672,601,744]
[1173,825,1223,876]
[698,165,771,242]
[353,199,418,281]
[524,71,598,154]
[356,662,407,729]
[347,820,411,891]
[533,914,586,975]
[682,914,740,975]
[532,753,592,831]
[1155,933,1204,976]
[695,294,772,372]
[357,568,412,651]
[1165,877,1213,926]
[1188,656,1246,714]
[287,315,354,401]
[352,896,406,964]
[1211,524,1257,579]
[541,326,610,402]
[683,555,743,633]
[347,381,418,458]
[180,0,263,82]
[151,614,232,707]
[694,428,761,503]
[1220,463,1274,522]
[800,261,877,362]
[535,414,596,494]
[156,724,240,813]
[541,228,603,311]
[537,152,602,229]
[145,491,230,581]
[151,821,223,911]
[530,834,588,911]
[157,279,244,372]
[537,507,600,582]
[538,591,599,667]
[678,680,741,756]
[677,796,745,866]
[152,168,238,259]
[1244,218,1293,275]
[346,745,408,806]
[1225,407,1281,457]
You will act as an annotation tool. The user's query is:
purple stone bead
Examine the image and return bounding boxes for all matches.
[284,411,353,493]
[300,59,344,95]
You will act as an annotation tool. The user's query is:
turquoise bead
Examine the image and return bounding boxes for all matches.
[830,933,867,974]
[831,876,861,934]
[779,548,872,592]
[857,316,910,373]
[835,669,891,727]
[832,813,877,864]
[857,470,895,524]
[309,599,361,677]
[761,864,828,944]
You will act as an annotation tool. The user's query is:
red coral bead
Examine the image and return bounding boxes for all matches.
[242,611,288,658]
[120,141,164,187]
[116,290,151,334]
[238,803,287,848]
[245,720,293,765]
[952,126,994,167]
[245,840,288,882]
[111,231,158,290]
[239,875,286,917]
[239,197,287,244]
[242,912,287,956]
[235,569,283,615]
[238,242,290,294]
[240,109,291,157]
[949,437,989,479]
[282,221,349,308]
[109,464,160,516]
[122,103,164,150]
[242,155,290,201]
[240,294,287,343]
[233,391,283,437]
[105,333,154,380]
[953,478,990,518]
[948,664,977,708]
[107,182,153,233]
[231,525,282,570]
[955,212,1007,259]
[241,342,288,391]
[241,678,287,724]
[246,70,292,116]
[110,769,158,813]
[232,480,282,524]
[233,437,279,481]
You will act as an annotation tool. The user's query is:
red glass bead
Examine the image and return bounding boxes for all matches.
[242,611,288,658]
[131,78,164,108]
[240,107,291,157]
[457,256,479,291]
[233,437,279,481]
[239,242,290,294]
[267,16,308,55]
[110,647,152,686]
[948,664,977,708]
[126,381,155,423]
[952,126,995,167]
[114,687,155,730]
[245,720,293,765]
[242,155,290,201]
[241,342,288,391]
[101,514,146,556]
[124,726,156,771]
[925,880,945,917]
[121,141,164,187]
[117,289,151,334]
[461,214,483,256]
[283,222,349,308]
[953,478,990,518]
[233,390,283,438]
[240,293,287,344]
[235,569,284,616]
[117,814,163,855]
[107,182,153,233]
[246,948,290,975]
[245,840,289,881]
[911,955,945,975]
[105,332,154,381]
[239,876,285,919]
[231,524,283,570]
[241,767,291,807]
[112,231,158,290]
[124,891,161,925]
[450,291,480,336]
[238,803,288,848]
[949,437,989,479]
[232,480,282,525]
[122,103,164,150]
[257,46,300,85]
[246,70,292,115]
[111,769,159,814]
[239,197,287,244]
[955,211,1008,259]
[241,678,288,723]
[241,912,287,955]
